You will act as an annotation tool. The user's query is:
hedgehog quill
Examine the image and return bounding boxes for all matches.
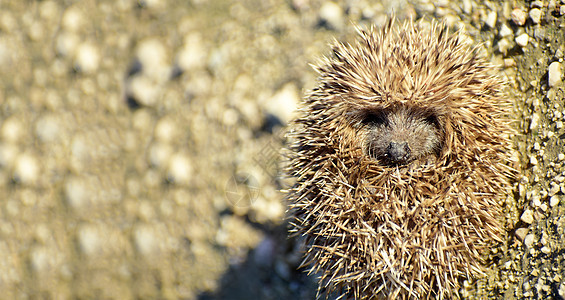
[285,18,516,299]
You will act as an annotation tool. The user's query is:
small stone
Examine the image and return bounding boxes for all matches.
[154,117,178,143]
[35,115,61,142]
[78,225,101,256]
[512,8,527,26]
[529,8,542,24]
[549,183,560,196]
[176,33,207,71]
[167,153,192,185]
[548,62,563,87]
[134,225,158,255]
[530,1,543,8]
[74,42,100,74]
[530,155,538,165]
[499,23,513,37]
[61,6,84,32]
[548,196,558,209]
[485,11,497,28]
[524,233,536,248]
[266,83,299,124]
[561,6,565,16]
[530,113,540,130]
[65,177,90,209]
[497,39,512,55]
[521,209,534,224]
[541,246,551,254]
[13,153,39,185]
[516,33,529,47]
[318,1,343,30]
[515,227,529,241]
[560,153,565,161]
[30,247,49,273]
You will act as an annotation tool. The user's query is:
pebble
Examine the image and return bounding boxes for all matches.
[530,112,540,130]
[548,62,563,87]
[499,23,513,37]
[511,8,527,26]
[134,225,158,255]
[266,83,299,124]
[78,225,101,256]
[521,209,534,224]
[515,228,529,242]
[167,153,192,185]
[176,33,207,71]
[74,42,100,74]
[65,177,90,209]
[318,1,343,30]
[515,33,529,47]
[30,247,49,273]
[549,183,560,196]
[61,6,84,32]
[524,233,536,248]
[559,153,565,161]
[13,153,39,185]
[497,39,512,55]
[529,8,542,24]
[529,155,538,165]
[35,115,61,142]
[154,117,178,143]
[541,246,551,254]
[549,195,560,207]
[148,142,173,168]
[485,11,497,28]
[136,38,170,81]
[1,116,24,143]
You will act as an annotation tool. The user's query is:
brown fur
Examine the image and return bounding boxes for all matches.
[285,18,515,299]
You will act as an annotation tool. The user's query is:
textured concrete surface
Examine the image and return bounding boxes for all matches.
[0,0,563,299]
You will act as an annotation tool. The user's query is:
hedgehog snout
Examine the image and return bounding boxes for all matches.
[386,141,411,163]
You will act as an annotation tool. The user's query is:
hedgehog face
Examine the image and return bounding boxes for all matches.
[353,106,442,165]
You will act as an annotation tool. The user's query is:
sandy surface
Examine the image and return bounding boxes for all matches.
[0,0,563,299]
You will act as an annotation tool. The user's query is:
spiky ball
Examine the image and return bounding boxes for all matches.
[285,18,515,299]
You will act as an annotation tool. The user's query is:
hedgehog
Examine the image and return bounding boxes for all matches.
[285,18,516,299]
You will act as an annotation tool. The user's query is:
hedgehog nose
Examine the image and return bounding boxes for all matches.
[386,142,411,163]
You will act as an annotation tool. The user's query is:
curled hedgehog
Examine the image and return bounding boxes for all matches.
[285,18,516,299]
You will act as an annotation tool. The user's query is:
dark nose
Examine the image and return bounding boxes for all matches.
[386,142,411,163]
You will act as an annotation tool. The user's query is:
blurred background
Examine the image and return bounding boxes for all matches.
[0,0,564,299]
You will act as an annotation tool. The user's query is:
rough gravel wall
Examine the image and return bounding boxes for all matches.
[0,0,563,299]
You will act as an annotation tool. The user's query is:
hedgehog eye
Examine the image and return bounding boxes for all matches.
[362,112,387,126]
[424,114,439,127]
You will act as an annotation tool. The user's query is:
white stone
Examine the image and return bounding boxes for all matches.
[516,33,529,47]
[128,75,161,106]
[55,32,79,57]
[35,115,60,142]
[30,247,49,273]
[14,153,39,185]
[512,8,527,26]
[319,1,343,30]
[176,33,207,71]
[1,116,23,143]
[65,177,90,209]
[530,113,540,130]
[499,23,513,37]
[134,225,158,255]
[148,142,173,168]
[266,83,299,124]
[78,225,101,256]
[61,6,84,32]
[548,62,563,87]
[485,11,497,28]
[136,38,169,81]
[524,233,536,248]
[0,143,17,168]
[167,153,192,185]
[529,155,538,165]
[74,42,99,74]
[154,117,177,143]
[520,209,534,224]
[529,8,542,24]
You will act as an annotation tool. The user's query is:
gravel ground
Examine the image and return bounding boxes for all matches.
[0,0,563,299]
